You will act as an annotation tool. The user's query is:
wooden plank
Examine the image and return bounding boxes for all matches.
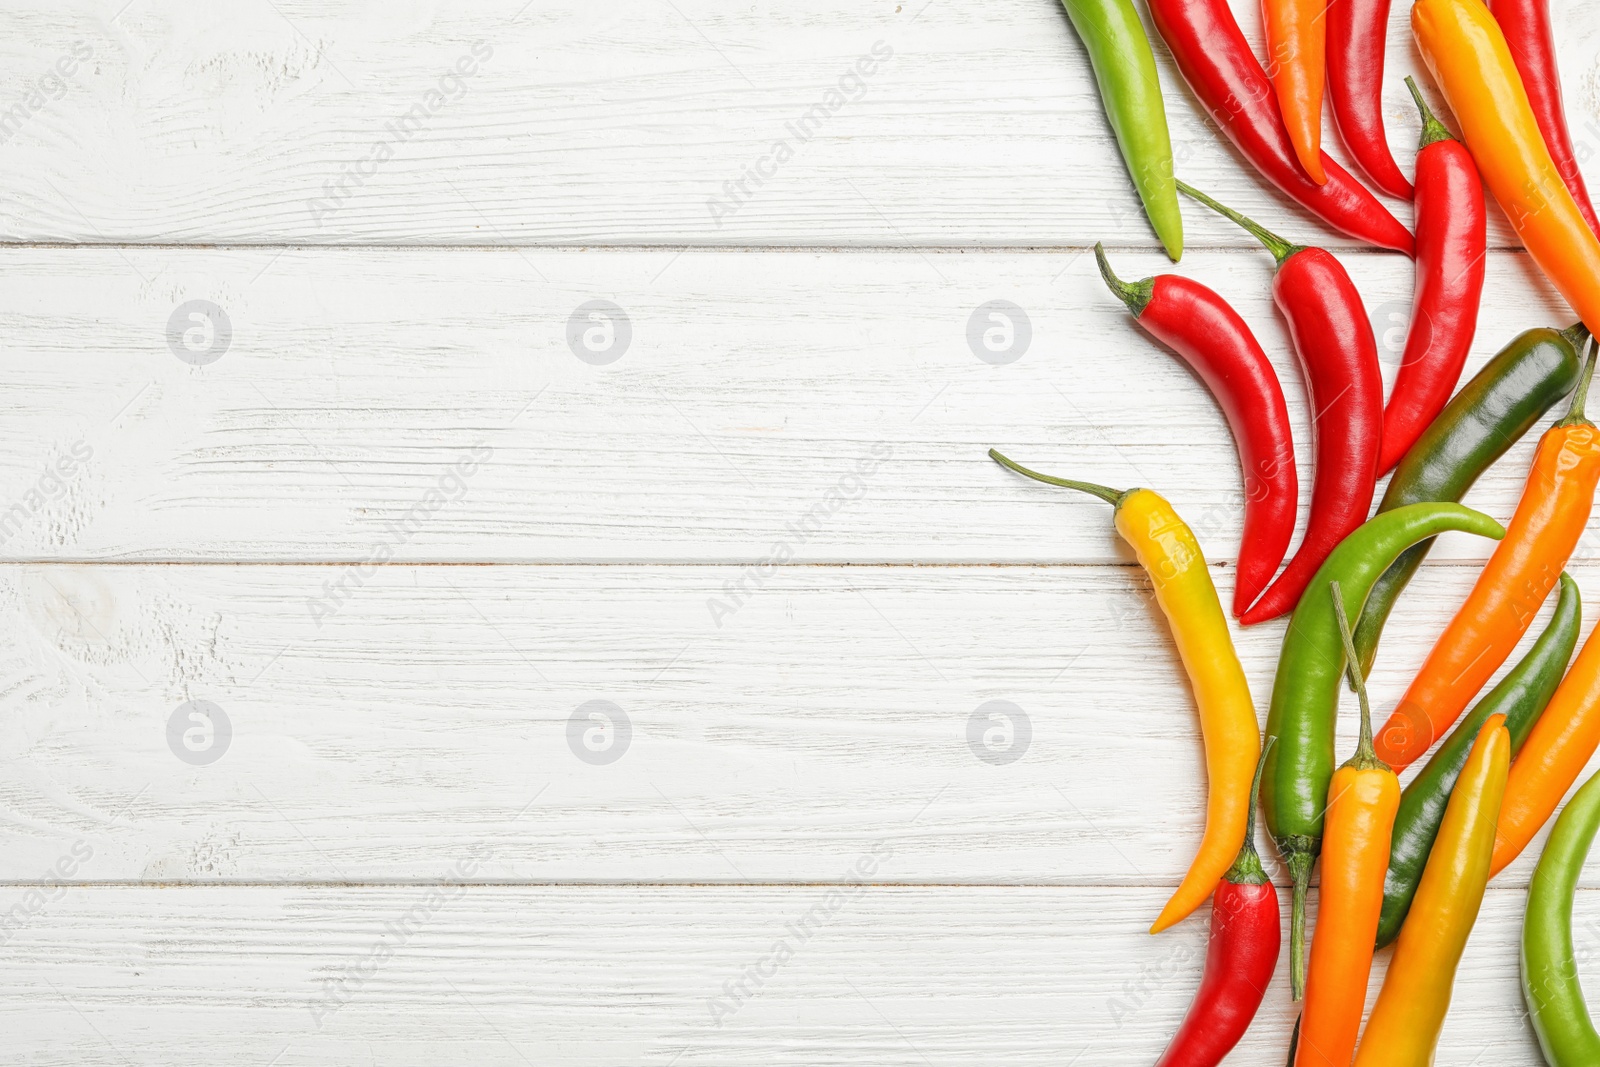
[1,560,1594,884]
[6,3,1596,1064]
[0,246,1579,564]
[2,0,1593,246]
[0,883,1570,1064]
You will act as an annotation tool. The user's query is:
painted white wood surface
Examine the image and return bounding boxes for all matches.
[0,885,1584,1065]
[2,560,1597,889]
[0,0,1594,248]
[4,0,1600,1063]
[0,246,1578,564]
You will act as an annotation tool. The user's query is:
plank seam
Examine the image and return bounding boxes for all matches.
[0,243,1527,255]
[0,559,1528,568]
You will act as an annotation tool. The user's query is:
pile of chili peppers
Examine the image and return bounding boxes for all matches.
[992,0,1600,1060]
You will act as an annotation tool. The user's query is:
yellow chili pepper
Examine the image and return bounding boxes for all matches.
[1352,714,1509,1067]
[989,449,1259,933]
[1413,0,1600,334]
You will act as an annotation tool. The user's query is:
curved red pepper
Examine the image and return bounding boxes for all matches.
[1094,245,1298,617]
[1326,0,1413,199]
[1145,0,1414,255]
[1178,184,1383,624]
[1154,882,1278,1065]
[1154,739,1279,1067]
[1378,80,1487,475]
[1489,0,1600,238]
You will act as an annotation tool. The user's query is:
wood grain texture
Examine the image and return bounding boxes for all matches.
[0,884,1578,1065]
[0,0,1592,247]
[0,245,1578,564]
[0,559,1593,887]
[5,0,1600,1061]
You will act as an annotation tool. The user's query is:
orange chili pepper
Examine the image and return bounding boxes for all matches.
[1263,0,1327,183]
[1374,342,1600,770]
[1492,615,1600,876]
[1413,0,1600,335]
[1294,582,1398,1067]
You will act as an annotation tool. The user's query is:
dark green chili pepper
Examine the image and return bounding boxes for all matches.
[1261,501,1506,1000]
[1524,766,1600,1065]
[1058,0,1183,260]
[1375,572,1580,948]
[1352,323,1586,679]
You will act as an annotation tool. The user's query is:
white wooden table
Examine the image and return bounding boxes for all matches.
[2,0,1599,1062]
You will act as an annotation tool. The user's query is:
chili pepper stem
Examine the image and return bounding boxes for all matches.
[1330,581,1388,772]
[1288,847,1313,999]
[1404,76,1454,149]
[1562,323,1593,351]
[1093,243,1155,316]
[1225,737,1276,885]
[987,449,1132,507]
[1557,336,1598,427]
[1175,180,1301,265]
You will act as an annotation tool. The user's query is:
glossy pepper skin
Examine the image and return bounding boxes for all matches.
[1374,344,1600,771]
[1153,740,1279,1067]
[1376,79,1487,476]
[988,451,1260,932]
[1293,585,1396,1067]
[1414,0,1600,335]
[1493,611,1600,876]
[1262,0,1327,184]
[1058,0,1184,259]
[1353,717,1510,1067]
[1145,0,1413,254]
[1488,0,1600,239]
[1523,768,1600,1066]
[1326,0,1411,199]
[1260,502,1505,1000]
[1352,324,1584,680]
[1375,573,1579,948]
[1178,184,1384,625]
[1094,244,1297,616]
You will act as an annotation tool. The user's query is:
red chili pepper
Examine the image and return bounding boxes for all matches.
[1377,79,1487,475]
[1145,0,1414,255]
[1178,183,1383,625]
[1488,0,1600,238]
[1154,739,1279,1067]
[1094,244,1298,616]
[1326,0,1413,199]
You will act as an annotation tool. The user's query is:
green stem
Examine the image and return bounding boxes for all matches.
[1288,849,1312,1001]
[1558,334,1598,427]
[987,449,1130,507]
[1094,243,1154,317]
[1330,581,1386,771]
[1223,736,1276,885]
[1561,322,1592,351]
[1175,180,1301,266]
[1405,76,1454,149]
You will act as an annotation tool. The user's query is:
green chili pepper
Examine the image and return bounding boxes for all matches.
[1524,766,1600,1065]
[1375,572,1580,948]
[1261,501,1506,1000]
[1059,0,1183,260]
[1352,323,1586,680]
